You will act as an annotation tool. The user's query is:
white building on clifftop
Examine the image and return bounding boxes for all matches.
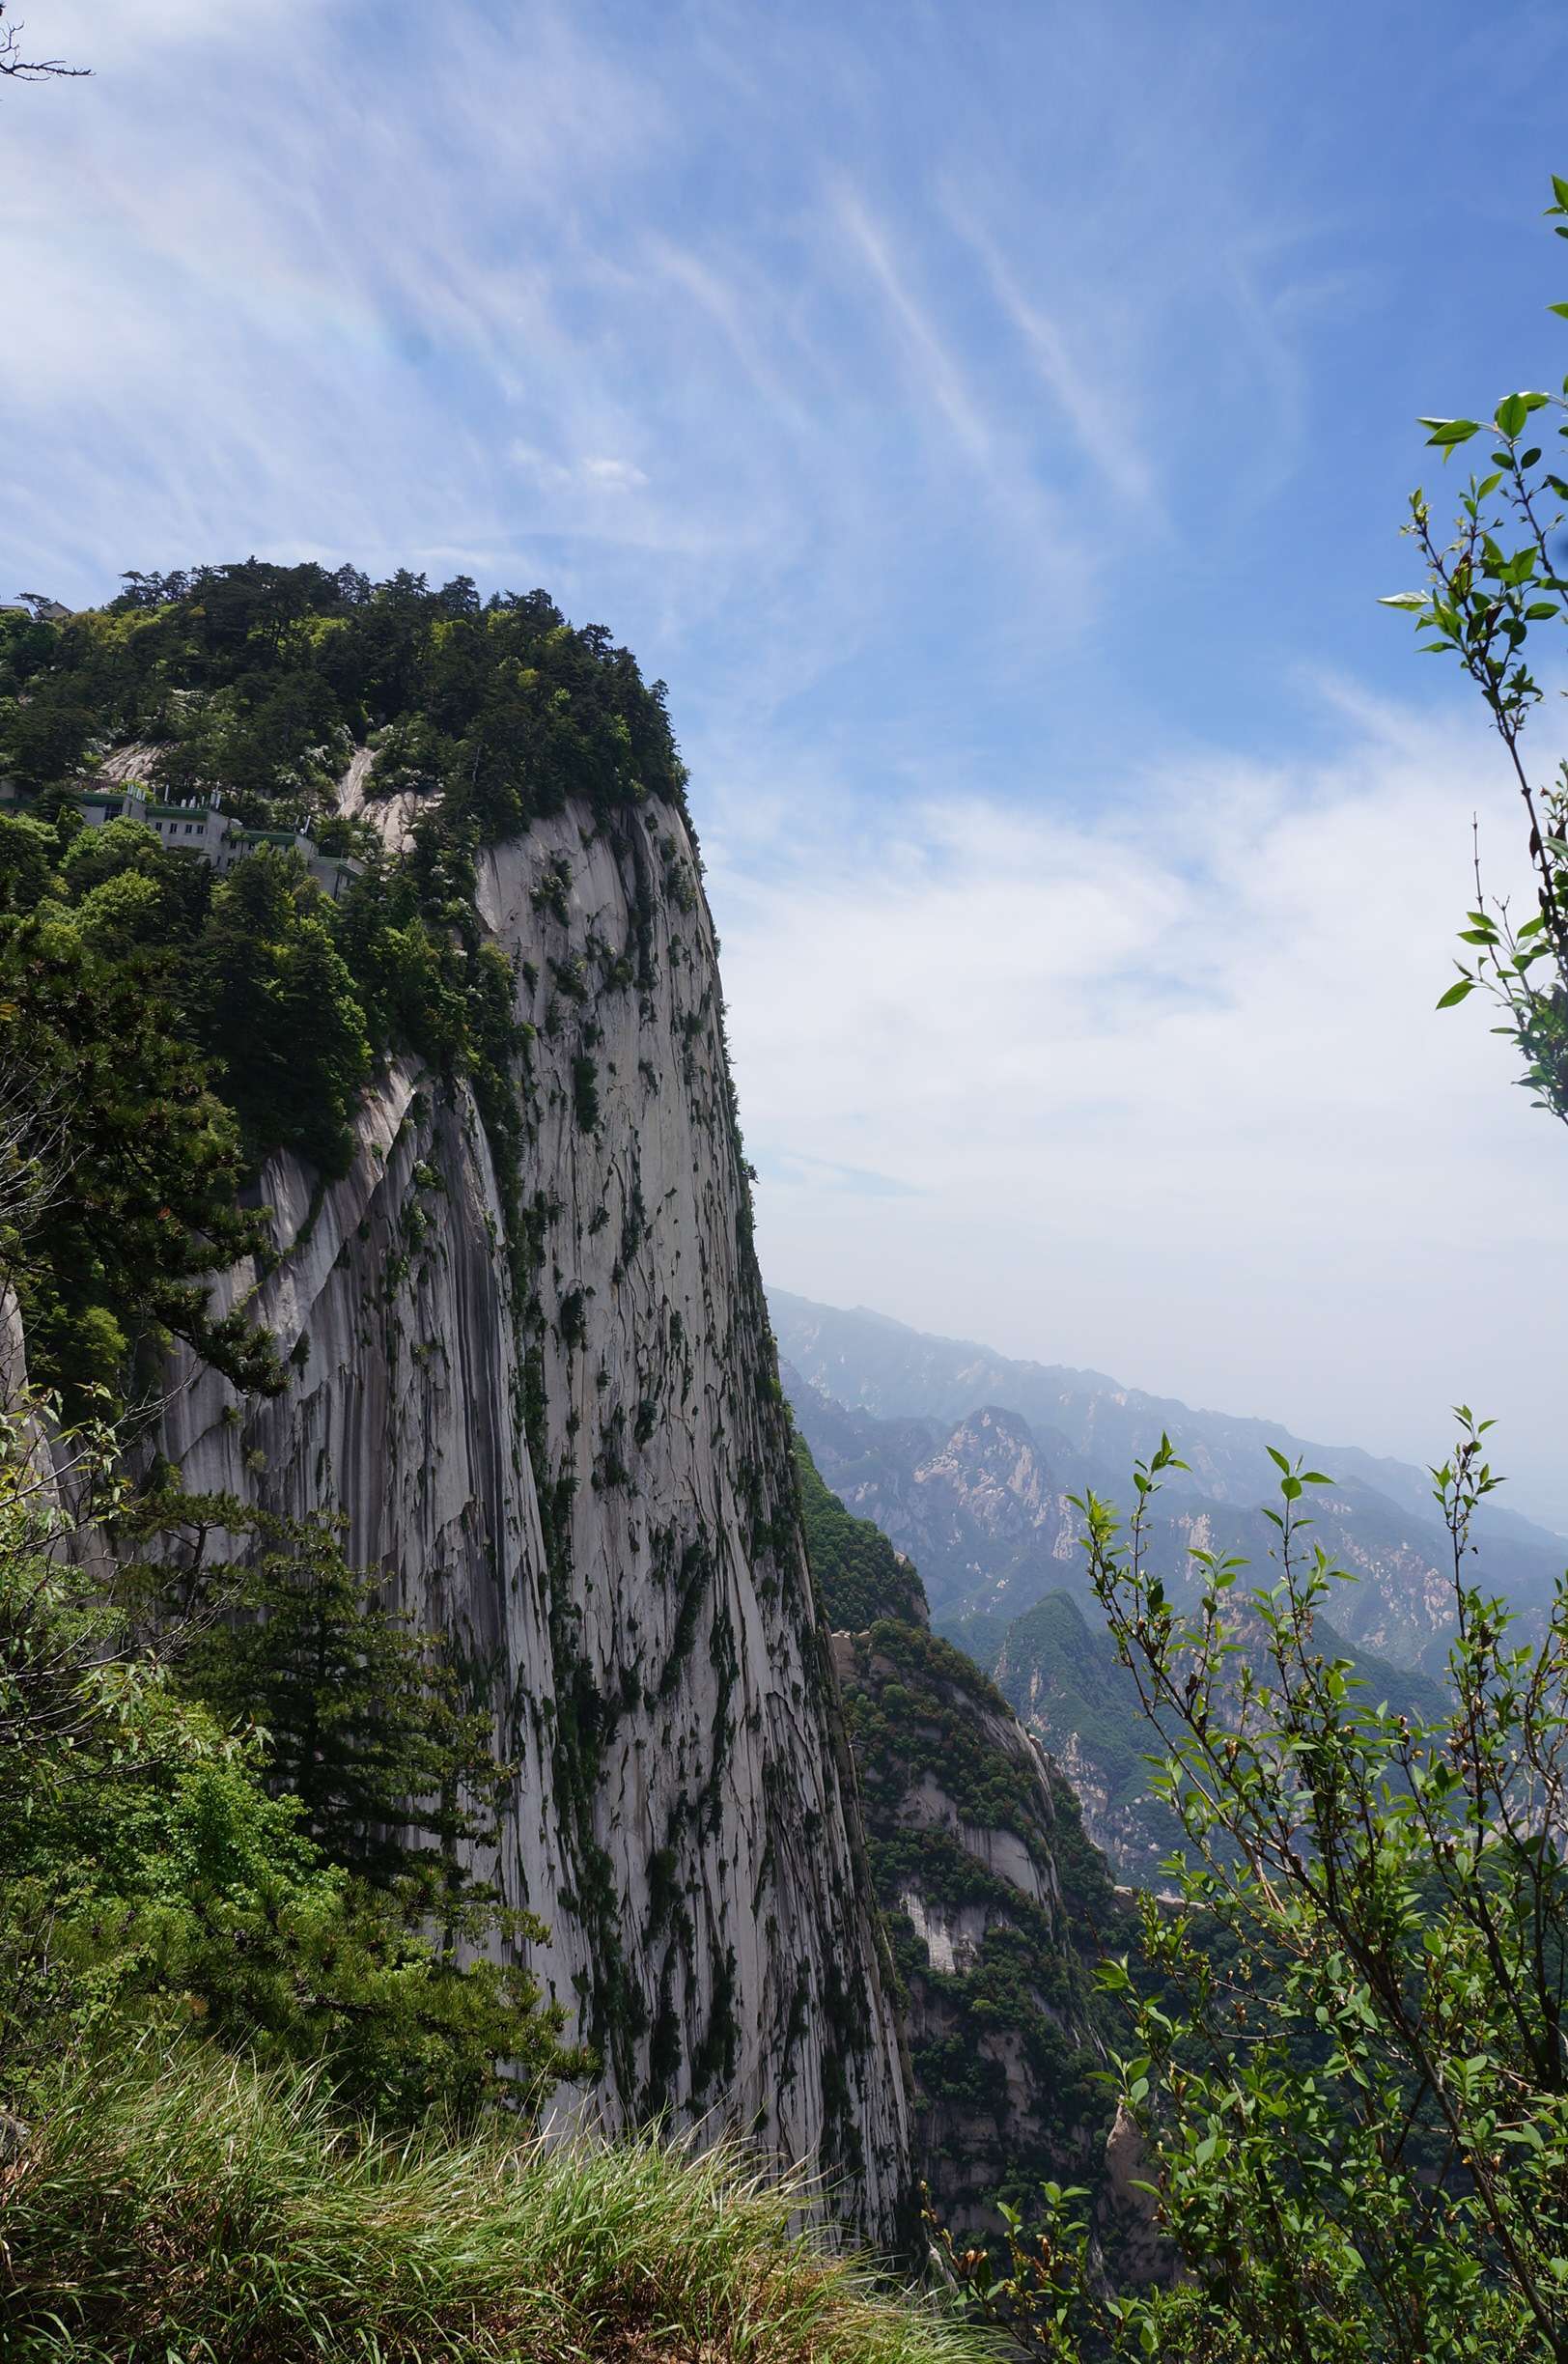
[0,776,363,900]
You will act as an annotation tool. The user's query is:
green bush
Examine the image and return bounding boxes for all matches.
[0,1410,582,2133]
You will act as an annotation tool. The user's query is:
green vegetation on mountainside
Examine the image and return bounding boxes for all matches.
[839,1616,1120,2232]
[0,561,686,1412]
[795,1429,927,1628]
[0,1411,584,2139]
[994,1590,1171,1834]
[0,563,686,832]
[983,1589,1450,1884]
[794,1430,1120,2239]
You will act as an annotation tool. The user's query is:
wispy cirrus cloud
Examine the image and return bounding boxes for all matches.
[2,0,1352,716]
[939,190,1160,518]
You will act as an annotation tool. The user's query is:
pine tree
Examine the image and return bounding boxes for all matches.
[166,1500,511,1945]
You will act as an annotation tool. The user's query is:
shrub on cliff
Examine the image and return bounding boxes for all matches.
[0,1407,583,2133]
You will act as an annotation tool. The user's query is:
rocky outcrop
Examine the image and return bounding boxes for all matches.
[154,778,910,2240]
[831,1619,1120,2242]
[789,1373,1080,1624]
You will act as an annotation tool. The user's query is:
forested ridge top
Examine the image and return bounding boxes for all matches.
[1,560,689,836]
[0,560,699,1415]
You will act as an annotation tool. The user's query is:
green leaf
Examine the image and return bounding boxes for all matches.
[1553,174,1568,211]
[1419,417,1481,449]
[1525,602,1560,619]
[1378,591,1428,611]
[1550,302,1568,320]
[1497,392,1552,436]
[1437,978,1477,1007]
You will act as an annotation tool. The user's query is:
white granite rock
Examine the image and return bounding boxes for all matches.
[154,782,911,2240]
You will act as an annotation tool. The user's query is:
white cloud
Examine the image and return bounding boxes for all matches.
[941,190,1160,516]
[709,691,1568,1529]
[581,456,649,491]
[830,182,995,468]
[508,445,574,491]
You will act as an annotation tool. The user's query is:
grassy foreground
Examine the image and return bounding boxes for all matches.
[0,2040,995,2363]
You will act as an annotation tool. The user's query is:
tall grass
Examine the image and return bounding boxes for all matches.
[0,2038,997,2363]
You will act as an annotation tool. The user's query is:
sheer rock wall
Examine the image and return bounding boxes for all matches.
[157,787,911,2240]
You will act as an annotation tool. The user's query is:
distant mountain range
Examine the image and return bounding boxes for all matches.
[774,1289,1523,1876]
[772,1290,1567,1674]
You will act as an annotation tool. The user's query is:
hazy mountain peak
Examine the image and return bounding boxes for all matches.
[772,1290,1567,1667]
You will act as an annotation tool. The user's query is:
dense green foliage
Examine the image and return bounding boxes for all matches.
[137,1488,527,1933]
[850,1618,1075,1844]
[0,563,686,831]
[0,1410,584,2135]
[0,561,688,1412]
[0,847,284,1408]
[795,1430,927,1629]
[186,849,373,1173]
[2,2040,991,2363]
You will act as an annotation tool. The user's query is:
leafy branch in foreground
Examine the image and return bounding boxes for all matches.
[1383,174,1568,1125]
[943,1425,1568,2362]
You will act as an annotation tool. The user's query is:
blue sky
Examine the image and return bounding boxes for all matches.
[8,0,1568,1522]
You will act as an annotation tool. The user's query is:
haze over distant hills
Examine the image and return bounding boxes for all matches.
[771,1290,1568,1673]
[773,1288,1557,1875]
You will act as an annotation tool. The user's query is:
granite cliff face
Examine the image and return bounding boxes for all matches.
[155,775,910,2237]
